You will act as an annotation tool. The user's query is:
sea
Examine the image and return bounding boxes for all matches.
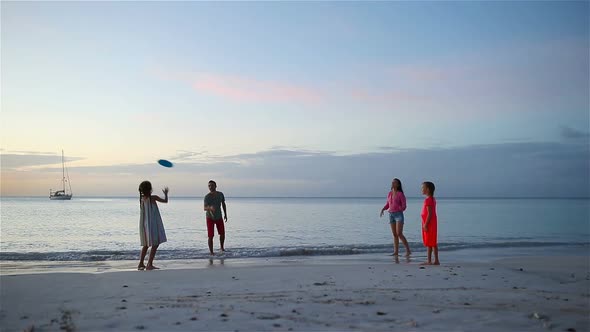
[1,196,589,267]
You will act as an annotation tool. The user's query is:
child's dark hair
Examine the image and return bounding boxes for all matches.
[208,180,216,186]
[392,178,404,193]
[139,181,152,204]
[423,181,435,196]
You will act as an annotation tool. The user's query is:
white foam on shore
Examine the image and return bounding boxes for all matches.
[1,244,587,276]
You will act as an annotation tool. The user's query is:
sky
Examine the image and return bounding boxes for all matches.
[1,1,589,197]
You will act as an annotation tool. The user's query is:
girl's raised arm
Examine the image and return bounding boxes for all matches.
[153,187,169,203]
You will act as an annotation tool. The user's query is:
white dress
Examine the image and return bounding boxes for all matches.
[139,197,167,246]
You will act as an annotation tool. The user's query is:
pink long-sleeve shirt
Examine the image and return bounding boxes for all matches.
[383,191,407,213]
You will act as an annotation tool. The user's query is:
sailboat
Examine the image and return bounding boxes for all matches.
[49,150,73,200]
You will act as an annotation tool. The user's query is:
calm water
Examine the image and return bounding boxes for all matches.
[1,197,588,261]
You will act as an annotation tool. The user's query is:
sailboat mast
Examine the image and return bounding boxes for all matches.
[62,150,65,192]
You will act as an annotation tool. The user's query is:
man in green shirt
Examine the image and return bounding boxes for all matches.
[204,180,227,255]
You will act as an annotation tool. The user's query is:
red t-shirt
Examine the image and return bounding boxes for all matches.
[421,196,438,247]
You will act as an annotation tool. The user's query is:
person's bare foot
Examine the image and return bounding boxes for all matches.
[392,252,399,256]
[209,252,215,256]
[146,265,160,270]
[137,264,145,271]
[420,262,432,265]
[433,261,440,265]
[405,251,411,257]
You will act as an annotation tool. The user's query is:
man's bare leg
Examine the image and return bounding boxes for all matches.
[220,234,225,252]
[208,237,215,255]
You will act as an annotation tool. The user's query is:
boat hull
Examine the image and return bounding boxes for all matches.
[50,195,72,200]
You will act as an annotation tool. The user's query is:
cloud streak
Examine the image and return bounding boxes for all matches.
[155,36,588,116]
[1,153,84,170]
[152,68,324,104]
[349,38,589,113]
[561,126,590,140]
[192,74,323,103]
[4,137,587,198]
[168,150,207,161]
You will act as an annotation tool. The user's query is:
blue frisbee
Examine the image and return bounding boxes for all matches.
[157,159,174,168]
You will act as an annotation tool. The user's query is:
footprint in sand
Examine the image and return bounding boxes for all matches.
[257,313,281,320]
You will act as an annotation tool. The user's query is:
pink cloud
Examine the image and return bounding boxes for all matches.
[349,88,423,104]
[356,37,588,113]
[153,36,587,113]
[150,67,325,104]
[342,64,459,106]
[191,74,323,103]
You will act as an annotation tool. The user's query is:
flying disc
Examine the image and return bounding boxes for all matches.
[157,159,173,168]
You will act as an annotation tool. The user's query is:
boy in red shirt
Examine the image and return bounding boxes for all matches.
[421,181,439,265]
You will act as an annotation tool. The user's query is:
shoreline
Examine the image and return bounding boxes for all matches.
[1,252,588,331]
[1,244,588,276]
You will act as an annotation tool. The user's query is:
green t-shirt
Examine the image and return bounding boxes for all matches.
[204,191,225,220]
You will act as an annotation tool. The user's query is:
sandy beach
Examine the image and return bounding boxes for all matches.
[1,253,589,332]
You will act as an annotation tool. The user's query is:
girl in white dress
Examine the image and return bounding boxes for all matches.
[138,181,168,270]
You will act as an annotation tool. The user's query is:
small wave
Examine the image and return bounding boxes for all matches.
[76,198,115,202]
[0,241,587,262]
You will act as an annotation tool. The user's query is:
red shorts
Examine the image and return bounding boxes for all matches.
[207,218,225,238]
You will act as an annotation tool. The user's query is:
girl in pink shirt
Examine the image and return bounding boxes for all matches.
[380,178,411,256]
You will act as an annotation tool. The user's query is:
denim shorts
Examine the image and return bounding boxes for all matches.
[389,211,404,224]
